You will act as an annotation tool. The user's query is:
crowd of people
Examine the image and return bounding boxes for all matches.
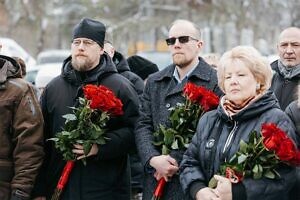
[0,17,299,200]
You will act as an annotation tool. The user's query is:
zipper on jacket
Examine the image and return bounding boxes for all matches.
[222,121,238,159]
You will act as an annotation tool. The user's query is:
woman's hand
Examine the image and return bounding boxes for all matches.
[195,187,219,200]
[213,175,233,200]
[72,144,99,160]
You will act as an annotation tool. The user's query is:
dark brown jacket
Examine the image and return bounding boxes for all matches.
[0,55,44,200]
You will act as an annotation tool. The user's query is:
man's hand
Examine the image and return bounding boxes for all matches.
[149,155,179,181]
[72,144,99,160]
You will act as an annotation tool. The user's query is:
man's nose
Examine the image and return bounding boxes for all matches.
[286,45,294,53]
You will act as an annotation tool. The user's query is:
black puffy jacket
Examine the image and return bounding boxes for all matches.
[180,91,297,200]
[33,53,140,200]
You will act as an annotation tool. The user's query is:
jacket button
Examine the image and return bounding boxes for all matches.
[166,103,171,108]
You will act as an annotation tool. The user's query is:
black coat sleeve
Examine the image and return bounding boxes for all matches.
[96,79,140,160]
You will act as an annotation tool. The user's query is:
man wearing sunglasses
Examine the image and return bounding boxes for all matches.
[135,19,222,200]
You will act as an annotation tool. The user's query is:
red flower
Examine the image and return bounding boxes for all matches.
[183,82,219,112]
[50,84,124,200]
[276,138,298,162]
[199,89,220,112]
[83,84,123,116]
[210,123,300,187]
[262,123,286,151]
[153,82,219,198]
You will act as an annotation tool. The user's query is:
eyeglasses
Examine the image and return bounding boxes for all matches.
[165,36,198,46]
[72,39,97,47]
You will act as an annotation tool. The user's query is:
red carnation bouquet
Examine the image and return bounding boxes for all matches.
[152,82,219,200]
[209,123,300,188]
[49,84,123,200]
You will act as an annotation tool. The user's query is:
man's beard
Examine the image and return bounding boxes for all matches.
[173,54,193,69]
[72,56,96,71]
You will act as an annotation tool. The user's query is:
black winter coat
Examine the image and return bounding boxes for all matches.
[180,91,297,200]
[285,101,300,200]
[270,60,300,110]
[113,51,144,95]
[113,51,145,190]
[32,53,140,200]
[135,58,222,200]
[286,101,300,136]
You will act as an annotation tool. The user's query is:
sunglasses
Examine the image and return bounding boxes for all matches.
[165,36,198,45]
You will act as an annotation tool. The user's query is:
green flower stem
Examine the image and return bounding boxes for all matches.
[253,138,267,161]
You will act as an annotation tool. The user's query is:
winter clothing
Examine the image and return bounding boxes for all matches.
[72,18,106,47]
[111,51,145,193]
[180,91,297,200]
[270,60,300,110]
[113,51,144,95]
[135,57,222,200]
[32,53,140,200]
[0,55,44,200]
[285,100,300,200]
[286,100,300,136]
[127,55,159,80]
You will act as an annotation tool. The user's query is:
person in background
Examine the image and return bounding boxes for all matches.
[12,57,41,98]
[180,46,297,200]
[270,27,300,110]
[127,55,159,84]
[202,53,220,70]
[135,19,222,200]
[104,36,144,200]
[0,41,44,200]
[104,37,144,96]
[32,18,139,200]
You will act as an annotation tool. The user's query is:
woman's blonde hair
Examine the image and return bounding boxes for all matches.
[217,46,273,94]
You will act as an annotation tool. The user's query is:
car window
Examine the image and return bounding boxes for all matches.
[37,55,67,64]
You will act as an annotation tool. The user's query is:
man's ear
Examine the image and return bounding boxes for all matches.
[197,40,203,49]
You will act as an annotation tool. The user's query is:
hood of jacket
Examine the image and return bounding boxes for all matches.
[0,55,22,87]
[218,90,280,123]
[113,51,130,73]
[61,52,118,86]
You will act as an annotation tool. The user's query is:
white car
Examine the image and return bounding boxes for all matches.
[137,51,172,70]
[34,49,70,89]
[0,37,36,67]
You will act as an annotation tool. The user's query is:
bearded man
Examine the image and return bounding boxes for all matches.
[32,18,139,200]
[134,19,222,200]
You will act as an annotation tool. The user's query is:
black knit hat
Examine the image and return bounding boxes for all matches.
[72,18,106,47]
[127,55,159,80]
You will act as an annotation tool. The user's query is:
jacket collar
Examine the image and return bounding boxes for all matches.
[153,57,213,83]
[113,51,130,73]
[61,53,118,86]
[218,90,280,123]
[153,57,215,98]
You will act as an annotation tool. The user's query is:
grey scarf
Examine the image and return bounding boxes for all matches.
[277,60,300,79]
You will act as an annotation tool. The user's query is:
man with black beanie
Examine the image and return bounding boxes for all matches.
[32,18,140,200]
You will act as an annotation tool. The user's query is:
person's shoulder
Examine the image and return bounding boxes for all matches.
[7,78,31,92]
[147,64,174,82]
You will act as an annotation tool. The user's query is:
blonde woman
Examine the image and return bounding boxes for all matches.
[180,46,297,200]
